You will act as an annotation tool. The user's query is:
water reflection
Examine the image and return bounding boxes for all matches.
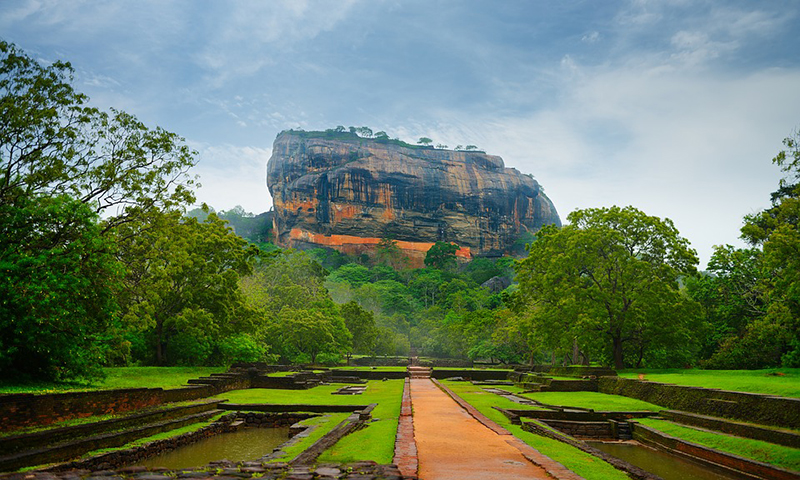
[134,427,290,470]
[587,441,741,480]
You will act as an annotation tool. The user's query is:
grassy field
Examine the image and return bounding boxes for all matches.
[330,366,409,372]
[441,381,629,480]
[617,368,800,398]
[501,387,664,412]
[0,367,225,394]
[272,413,350,462]
[215,379,405,464]
[637,418,800,471]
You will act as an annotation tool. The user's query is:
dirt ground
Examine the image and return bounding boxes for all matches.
[410,378,551,480]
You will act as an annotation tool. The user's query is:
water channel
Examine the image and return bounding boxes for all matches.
[134,427,291,470]
[587,441,742,480]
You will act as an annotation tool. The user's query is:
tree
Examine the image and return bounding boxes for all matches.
[341,301,378,359]
[270,307,350,364]
[240,249,330,316]
[436,144,448,149]
[374,131,389,140]
[0,195,119,381]
[356,126,373,138]
[465,145,478,151]
[334,125,346,133]
[115,210,257,365]
[376,237,409,269]
[424,241,459,270]
[0,42,197,229]
[685,246,768,365]
[417,137,433,146]
[740,131,800,366]
[0,41,199,378]
[516,206,701,369]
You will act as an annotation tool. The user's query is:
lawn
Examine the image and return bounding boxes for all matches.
[330,366,409,372]
[0,367,225,394]
[215,379,405,464]
[272,413,351,462]
[617,368,800,398]
[637,418,800,471]
[503,388,663,412]
[441,381,629,480]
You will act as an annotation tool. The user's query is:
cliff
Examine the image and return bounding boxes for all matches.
[266,131,560,264]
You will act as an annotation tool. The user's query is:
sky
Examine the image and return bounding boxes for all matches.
[2,0,800,267]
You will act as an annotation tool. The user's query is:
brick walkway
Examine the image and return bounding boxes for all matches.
[410,379,553,480]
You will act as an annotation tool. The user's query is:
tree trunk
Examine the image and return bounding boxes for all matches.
[572,337,580,365]
[613,335,624,370]
[156,320,164,366]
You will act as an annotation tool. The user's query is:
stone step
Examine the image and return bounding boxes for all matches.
[0,399,222,456]
[0,410,224,472]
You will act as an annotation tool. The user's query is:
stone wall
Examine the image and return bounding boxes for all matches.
[0,400,220,456]
[633,422,798,480]
[0,379,249,433]
[46,412,313,473]
[351,357,409,367]
[660,410,800,449]
[430,369,511,381]
[515,366,617,377]
[540,420,613,439]
[330,370,408,380]
[599,377,800,429]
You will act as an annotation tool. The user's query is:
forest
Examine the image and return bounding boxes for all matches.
[2,40,799,383]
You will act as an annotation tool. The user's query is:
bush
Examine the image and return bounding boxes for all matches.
[217,334,274,364]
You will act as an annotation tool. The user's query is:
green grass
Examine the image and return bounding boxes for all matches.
[637,418,800,471]
[0,367,225,394]
[215,380,405,464]
[441,381,629,480]
[271,413,350,462]
[330,366,409,372]
[318,381,404,464]
[617,368,800,398]
[511,390,663,412]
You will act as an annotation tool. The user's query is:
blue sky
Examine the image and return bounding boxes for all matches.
[3,0,800,267]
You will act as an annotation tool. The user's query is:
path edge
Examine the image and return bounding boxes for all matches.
[393,377,418,478]
[432,378,585,480]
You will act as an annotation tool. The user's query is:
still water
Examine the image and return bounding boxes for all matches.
[134,427,290,470]
[588,441,741,480]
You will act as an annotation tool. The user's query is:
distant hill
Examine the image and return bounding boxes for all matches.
[266,130,560,266]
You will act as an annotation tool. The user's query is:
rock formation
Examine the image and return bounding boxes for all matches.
[266,131,560,265]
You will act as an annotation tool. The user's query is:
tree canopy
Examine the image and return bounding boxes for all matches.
[516,206,701,369]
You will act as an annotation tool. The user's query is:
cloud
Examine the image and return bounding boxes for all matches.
[189,144,274,214]
[193,0,360,86]
[581,31,601,43]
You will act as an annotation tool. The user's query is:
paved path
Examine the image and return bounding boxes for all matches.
[410,378,551,480]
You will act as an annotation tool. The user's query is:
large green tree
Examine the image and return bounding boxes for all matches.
[0,41,198,378]
[115,210,257,365]
[424,241,459,270]
[0,195,119,380]
[0,42,196,226]
[516,206,701,369]
[341,301,378,358]
[740,131,800,366]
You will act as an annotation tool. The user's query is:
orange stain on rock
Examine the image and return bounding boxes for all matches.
[287,228,471,264]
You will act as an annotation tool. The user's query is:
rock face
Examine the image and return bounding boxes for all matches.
[266,131,560,265]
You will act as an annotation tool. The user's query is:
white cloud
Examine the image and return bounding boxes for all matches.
[581,31,601,43]
[193,0,360,85]
[189,144,273,214]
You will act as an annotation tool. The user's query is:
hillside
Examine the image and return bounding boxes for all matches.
[266,130,560,265]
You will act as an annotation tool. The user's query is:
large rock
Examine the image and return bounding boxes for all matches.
[266,131,560,265]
